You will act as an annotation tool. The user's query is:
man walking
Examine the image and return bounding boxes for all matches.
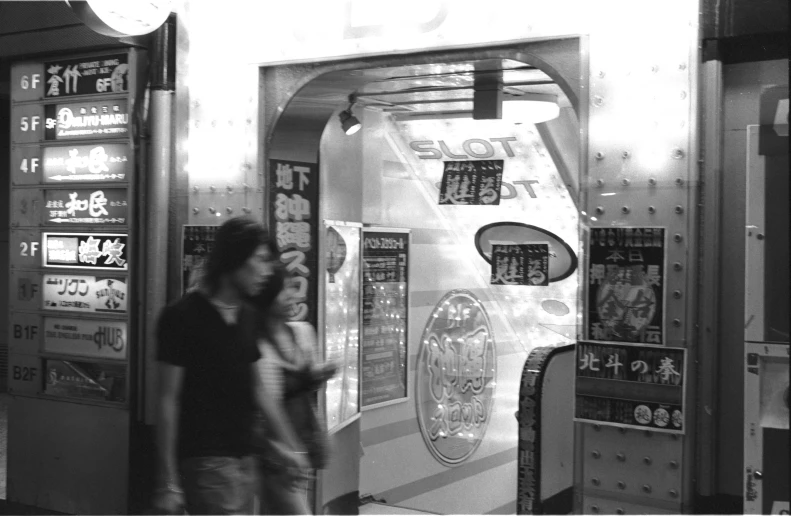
[151,217,308,514]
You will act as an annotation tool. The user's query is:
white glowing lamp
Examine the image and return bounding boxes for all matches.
[502,94,560,124]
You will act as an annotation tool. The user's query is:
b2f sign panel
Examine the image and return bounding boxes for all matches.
[42,233,128,271]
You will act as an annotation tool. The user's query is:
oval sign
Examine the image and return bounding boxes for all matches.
[415,290,496,466]
[474,222,577,282]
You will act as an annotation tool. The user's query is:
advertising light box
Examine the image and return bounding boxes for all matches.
[42,143,131,183]
[44,100,129,141]
[43,317,128,360]
[43,274,127,314]
[44,359,127,403]
[44,188,127,225]
[43,232,128,271]
[44,54,129,98]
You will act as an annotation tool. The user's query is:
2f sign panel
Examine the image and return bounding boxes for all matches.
[43,233,128,271]
[10,230,43,269]
[43,317,128,360]
[43,275,127,314]
[8,354,41,396]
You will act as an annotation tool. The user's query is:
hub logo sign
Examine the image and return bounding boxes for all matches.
[415,290,496,466]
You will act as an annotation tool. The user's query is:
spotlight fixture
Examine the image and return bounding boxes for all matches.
[339,94,362,135]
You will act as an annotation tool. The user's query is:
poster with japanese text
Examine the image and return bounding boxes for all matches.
[438,160,503,205]
[587,227,666,344]
[362,229,409,408]
[182,225,218,294]
[490,243,549,286]
[268,160,319,327]
[574,341,686,433]
[42,233,128,271]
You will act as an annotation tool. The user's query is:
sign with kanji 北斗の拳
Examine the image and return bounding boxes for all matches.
[574,341,686,433]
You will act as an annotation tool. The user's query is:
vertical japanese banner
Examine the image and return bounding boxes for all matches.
[268,160,319,327]
[574,341,686,433]
[587,227,666,344]
[438,160,503,205]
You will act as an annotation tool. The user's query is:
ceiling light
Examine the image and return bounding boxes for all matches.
[502,93,560,124]
[339,93,362,135]
[339,109,361,135]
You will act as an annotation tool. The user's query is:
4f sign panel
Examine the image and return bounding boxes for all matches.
[43,143,131,183]
[43,233,128,271]
[43,317,127,360]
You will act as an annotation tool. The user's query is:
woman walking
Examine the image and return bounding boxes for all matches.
[253,267,337,515]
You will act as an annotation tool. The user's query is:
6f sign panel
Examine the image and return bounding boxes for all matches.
[43,233,128,271]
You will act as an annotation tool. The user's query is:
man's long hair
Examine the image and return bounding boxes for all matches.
[202,217,276,294]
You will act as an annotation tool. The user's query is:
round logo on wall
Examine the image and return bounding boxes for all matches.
[415,289,496,466]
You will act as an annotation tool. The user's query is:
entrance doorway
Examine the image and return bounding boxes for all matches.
[263,39,584,515]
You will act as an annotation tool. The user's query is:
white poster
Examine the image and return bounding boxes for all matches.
[43,275,127,314]
[43,317,127,360]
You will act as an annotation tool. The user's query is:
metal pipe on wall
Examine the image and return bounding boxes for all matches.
[143,14,176,424]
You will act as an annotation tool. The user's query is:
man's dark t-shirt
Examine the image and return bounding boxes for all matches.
[157,292,261,459]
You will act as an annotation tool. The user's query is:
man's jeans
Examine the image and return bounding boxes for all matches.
[180,456,255,515]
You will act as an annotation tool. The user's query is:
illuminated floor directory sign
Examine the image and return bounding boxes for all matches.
[43,233,128,271]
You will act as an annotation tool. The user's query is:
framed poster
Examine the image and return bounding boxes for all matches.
[574,341,686,433]
[361,228,409,409]
[586,227,666,344]
[182,225,218,294]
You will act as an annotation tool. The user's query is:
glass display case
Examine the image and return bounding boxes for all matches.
[322,221,362,432]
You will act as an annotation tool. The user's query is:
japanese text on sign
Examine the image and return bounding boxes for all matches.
[43,275,127,314]
[490,243,549,286]
[362,230,409,407]
[587,227,666,344]
[574,341,685,432]
[45,100,129,140]
[44,188,127,225]
[43,233,128,271]
[42,144,130,183]
[439,160,503,205]
[269,160,319,324]
[45,54,129,98]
